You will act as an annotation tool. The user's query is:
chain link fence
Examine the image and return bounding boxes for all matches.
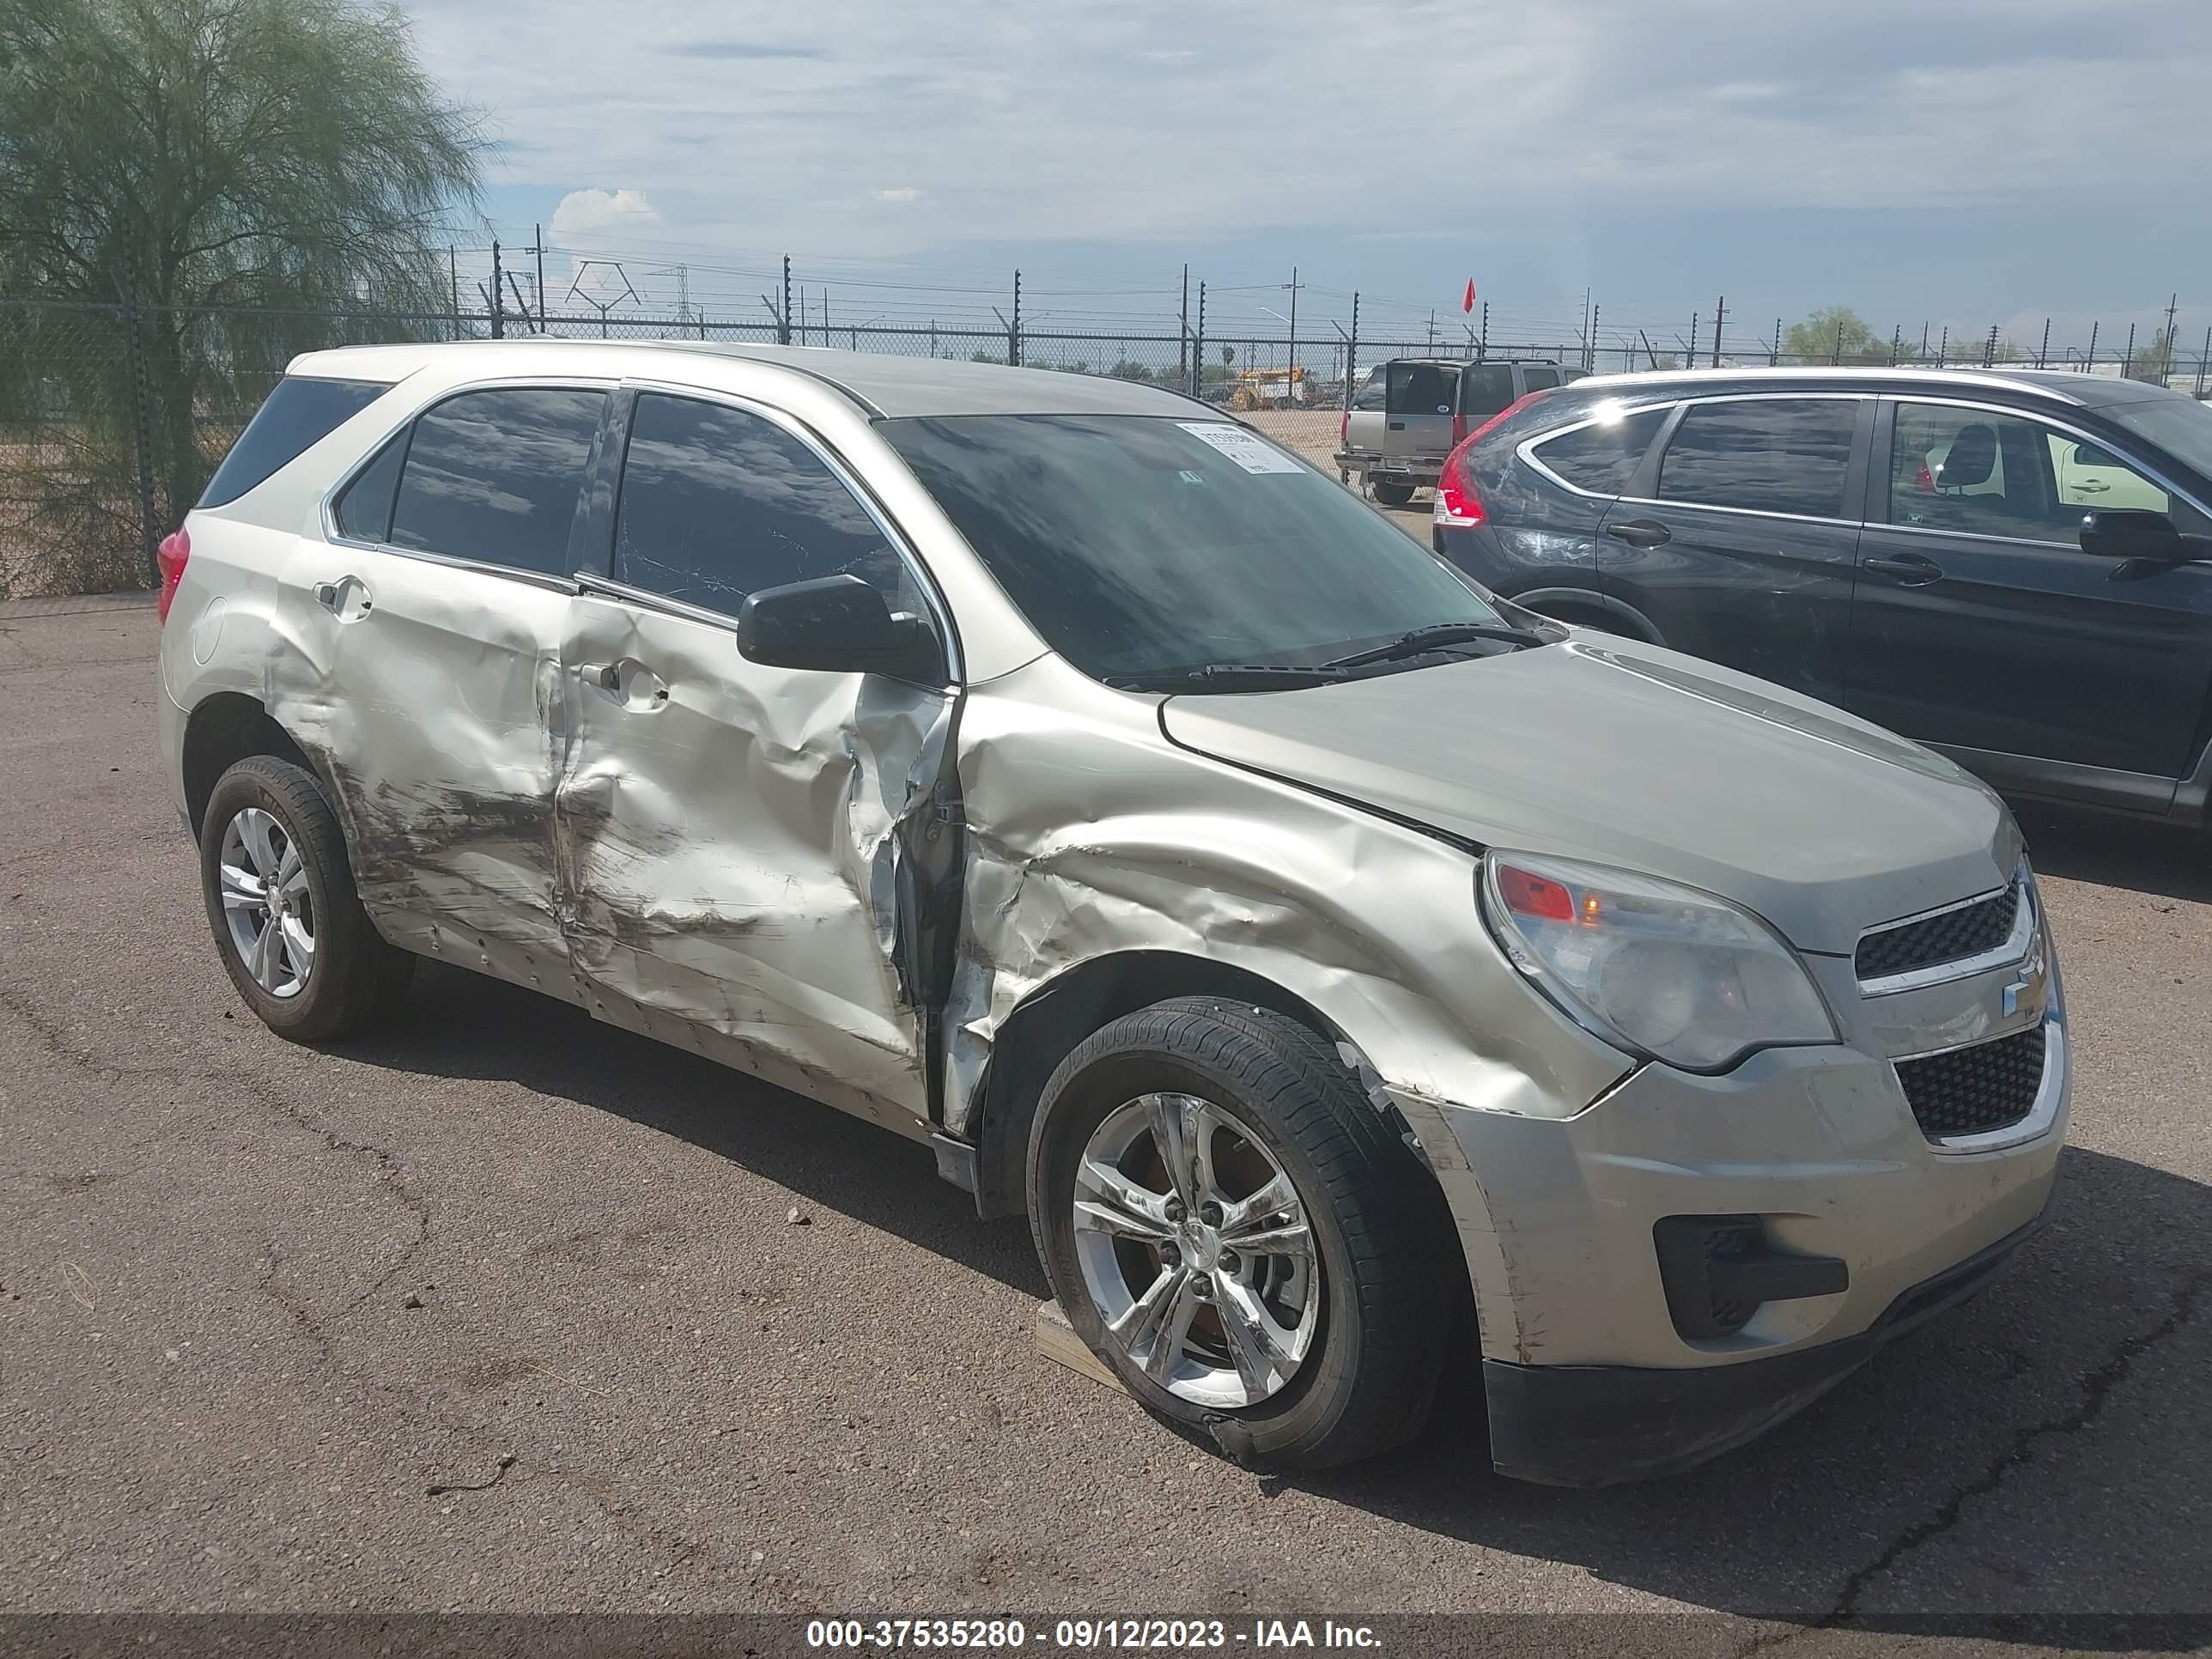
[6,295,2206,599]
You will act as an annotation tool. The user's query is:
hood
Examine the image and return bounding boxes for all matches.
[1160,639,2019,956]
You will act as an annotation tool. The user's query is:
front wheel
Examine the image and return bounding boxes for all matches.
[1370,478,1417,507]
[1027,998,1455,1469]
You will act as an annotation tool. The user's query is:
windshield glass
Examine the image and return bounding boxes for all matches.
[879,414,1500,682]
[2106,396,2212,487]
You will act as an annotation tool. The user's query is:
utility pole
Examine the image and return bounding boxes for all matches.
[781,256,793,346]
[1426,310,1436,352]
[1194,282,1206,398]
[534,225,547,331]
[449,247,460,334]
[1285,265,1301,386]
[676,264,692,329]
[1178,264,1189,380]
[1011,269,1022,367]
[1711,295,1725,368]
[489,240,505,339]
[1348,291,1359,407]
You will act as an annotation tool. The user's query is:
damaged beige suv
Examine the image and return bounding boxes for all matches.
[159,341,2066,1483]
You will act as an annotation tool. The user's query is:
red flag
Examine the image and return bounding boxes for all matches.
[1462,278,1476,314]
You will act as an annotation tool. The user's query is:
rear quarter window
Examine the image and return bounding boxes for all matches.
[1389,363,1458,415]
[1528,407,1670,495]
[198,376,391,508]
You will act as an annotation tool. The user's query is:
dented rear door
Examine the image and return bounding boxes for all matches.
[550,388,957,1133]
[270,382,609,984]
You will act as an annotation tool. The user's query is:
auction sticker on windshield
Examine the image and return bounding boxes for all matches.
[1176,422,1304,474]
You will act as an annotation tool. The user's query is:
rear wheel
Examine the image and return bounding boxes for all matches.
[1028,998,1455,1469]
[198,755,413,1042]
[1370,479,1416,508]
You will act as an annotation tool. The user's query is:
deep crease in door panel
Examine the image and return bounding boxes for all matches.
[551,596,955,1134]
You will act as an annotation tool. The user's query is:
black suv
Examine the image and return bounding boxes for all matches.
[1432,367,2212,828]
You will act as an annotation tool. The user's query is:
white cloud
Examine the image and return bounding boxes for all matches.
[549,187,660,240]
[406,0,2212,266]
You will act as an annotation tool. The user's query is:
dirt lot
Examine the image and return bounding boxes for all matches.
[2,599,2209,1636]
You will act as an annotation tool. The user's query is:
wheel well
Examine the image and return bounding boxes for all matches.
[181,693,314,840]
[1510,588,1662,642]
[967,951,1353,1220]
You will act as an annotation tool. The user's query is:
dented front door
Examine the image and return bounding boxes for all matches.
[549,388,957,1133]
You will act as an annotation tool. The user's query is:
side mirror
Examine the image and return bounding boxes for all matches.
[2079,508,2189,562]
[736,574,943,681]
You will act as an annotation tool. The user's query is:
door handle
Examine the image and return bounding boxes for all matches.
[1387,422,1406,430]
[2074,481,2109,493]
[582,661,621,690]
[312,577,371,617]
[1603,519,1672,549]
[1864,554,1944,586]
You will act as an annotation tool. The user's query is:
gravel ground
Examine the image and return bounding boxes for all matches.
[2,601,2207,1639]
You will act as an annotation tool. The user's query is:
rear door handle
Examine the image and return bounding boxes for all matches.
[1387,422,1406,430]
[1603,519,1672,549]
[1864,554,1944,586]
[312,577,371,618]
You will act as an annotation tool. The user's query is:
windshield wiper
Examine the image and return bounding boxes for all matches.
[1322,622,1550,669]
[1104,663,1355,693]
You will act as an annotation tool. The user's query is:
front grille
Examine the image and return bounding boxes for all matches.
[1895,1025,2047,1140]
[1856,880,2021,982]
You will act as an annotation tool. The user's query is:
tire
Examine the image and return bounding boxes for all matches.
[1370,479,1417,507]
[1027,997,1455,1470]
[198,755,414,1042]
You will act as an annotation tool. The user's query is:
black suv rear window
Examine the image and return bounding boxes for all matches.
[198,376,389,507]
[1530,407,1668,495]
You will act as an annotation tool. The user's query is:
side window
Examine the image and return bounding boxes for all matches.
[1522,365,1562,392]
[1388,363,1456,415]
[612,393,913,619]
[1529,407,1669,495]
[387,387,606,574]
[1352,368,1389,411]
[201,376,390,508]
[333,433,406,542]
[1657,398,1858,518]
[1889,403,2169,541]
[1459,363,1516,423]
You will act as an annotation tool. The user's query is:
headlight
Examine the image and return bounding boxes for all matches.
[1479,851,1838,1073]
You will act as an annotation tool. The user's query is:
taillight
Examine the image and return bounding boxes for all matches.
[1433,392,1550,532]
[155,526,191,622]
[1450,413,1468,445]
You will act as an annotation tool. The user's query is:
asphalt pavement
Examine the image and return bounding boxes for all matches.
[2,597,2207,1638]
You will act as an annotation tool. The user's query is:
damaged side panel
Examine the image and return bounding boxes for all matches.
[264,539,581,1000]
[551,592,951,1137]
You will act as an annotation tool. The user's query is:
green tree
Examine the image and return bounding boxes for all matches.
[2127,335,2176,385]
[1782,306,1890,366]
[0,0,481,564]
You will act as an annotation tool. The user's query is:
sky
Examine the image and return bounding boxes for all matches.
[400,0,2212,357]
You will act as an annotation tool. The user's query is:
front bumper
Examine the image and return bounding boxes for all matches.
[1481,1206,2048,1486]
[1388,944,2069,1485]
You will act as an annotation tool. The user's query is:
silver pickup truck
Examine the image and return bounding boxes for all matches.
[1336,357,1584,504]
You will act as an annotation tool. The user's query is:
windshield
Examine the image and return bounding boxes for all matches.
[879,414,1501,682]
[2106,396,2212,488]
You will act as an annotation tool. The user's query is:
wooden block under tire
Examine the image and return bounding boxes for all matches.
[1034,1299,1127,1395]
